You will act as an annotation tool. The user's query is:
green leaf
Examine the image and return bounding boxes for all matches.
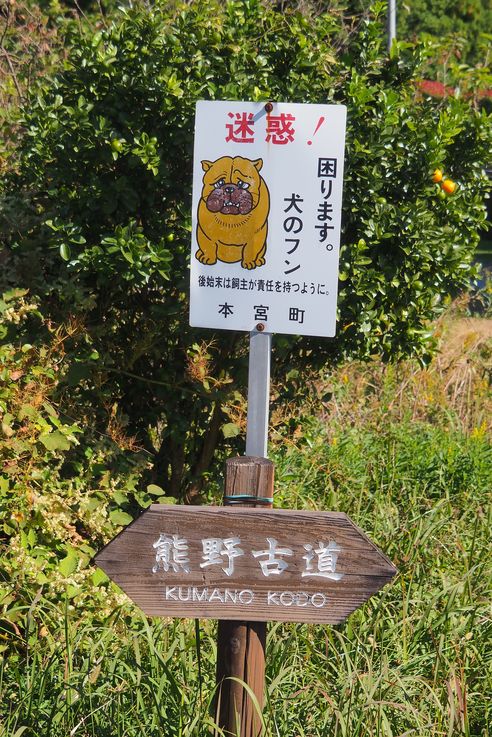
[109,510,133,526]
[39,431,71,452]
[92,568,109,586]
[42,401,58,418]
[147,484,165,496]
[10,727,30,737]
[60,243,71,261]
[222,422,241,438]
[3,288,28,301]
[113,490,128,505]
[59,553,78,577]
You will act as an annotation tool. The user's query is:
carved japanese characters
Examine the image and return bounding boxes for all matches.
[196,156,270,270]
[152,533,343,581]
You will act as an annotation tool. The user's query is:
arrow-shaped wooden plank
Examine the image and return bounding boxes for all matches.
[96,506,396,625]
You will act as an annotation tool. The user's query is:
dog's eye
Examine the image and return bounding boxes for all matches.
[237,180,250,190]
[213,179,225,189]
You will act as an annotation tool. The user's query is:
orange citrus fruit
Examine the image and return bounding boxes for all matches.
[432,169,443,183]
[442,179,456,194]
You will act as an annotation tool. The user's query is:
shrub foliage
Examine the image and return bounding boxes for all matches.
[1,0,490,505]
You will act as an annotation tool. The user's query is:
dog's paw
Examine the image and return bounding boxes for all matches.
[241,259,257,270]
[196,249,217,265]
[242,256,265,270]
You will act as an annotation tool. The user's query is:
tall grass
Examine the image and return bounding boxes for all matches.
[270,416,491,737]
[1,311,491,736]
[2,605,220,737]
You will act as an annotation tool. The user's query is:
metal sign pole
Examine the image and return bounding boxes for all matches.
[387,0,396,50]
[245,328,272,458]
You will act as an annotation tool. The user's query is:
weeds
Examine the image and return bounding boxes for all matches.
[1,305,491,736]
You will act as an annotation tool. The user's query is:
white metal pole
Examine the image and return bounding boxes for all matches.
[387,0,396,51]
[245,329,272,458]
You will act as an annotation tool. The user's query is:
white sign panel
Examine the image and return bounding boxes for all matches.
[189,100,346,337]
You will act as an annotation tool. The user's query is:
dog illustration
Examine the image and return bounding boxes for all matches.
[196,156,270,270]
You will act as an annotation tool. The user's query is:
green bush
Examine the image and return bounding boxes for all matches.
[0,290,153,616]
[398,0,492,66]
[1,0,490,500]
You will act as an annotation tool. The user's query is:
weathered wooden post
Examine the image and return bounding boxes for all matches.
[215,456,274,737]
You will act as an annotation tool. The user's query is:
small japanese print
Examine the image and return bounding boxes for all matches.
[151,533,344,581]
[190,100,347,338]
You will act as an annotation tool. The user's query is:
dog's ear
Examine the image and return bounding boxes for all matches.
[201,160,212,172]
[252,158,263,172]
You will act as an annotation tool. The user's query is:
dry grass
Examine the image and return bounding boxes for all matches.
[316,310,492,438]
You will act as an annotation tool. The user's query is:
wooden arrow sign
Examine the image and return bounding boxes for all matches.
[96,506,396,625]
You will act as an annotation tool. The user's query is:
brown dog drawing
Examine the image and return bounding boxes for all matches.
[196,156,270,270]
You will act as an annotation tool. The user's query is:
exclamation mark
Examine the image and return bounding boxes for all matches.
[308,116,325,145]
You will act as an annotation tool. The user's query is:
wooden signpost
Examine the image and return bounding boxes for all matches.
[96,102,397,736]
[96,457,396,736]
[95,500,396,626]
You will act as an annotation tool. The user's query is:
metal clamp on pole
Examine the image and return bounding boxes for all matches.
[223,494,274,505]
